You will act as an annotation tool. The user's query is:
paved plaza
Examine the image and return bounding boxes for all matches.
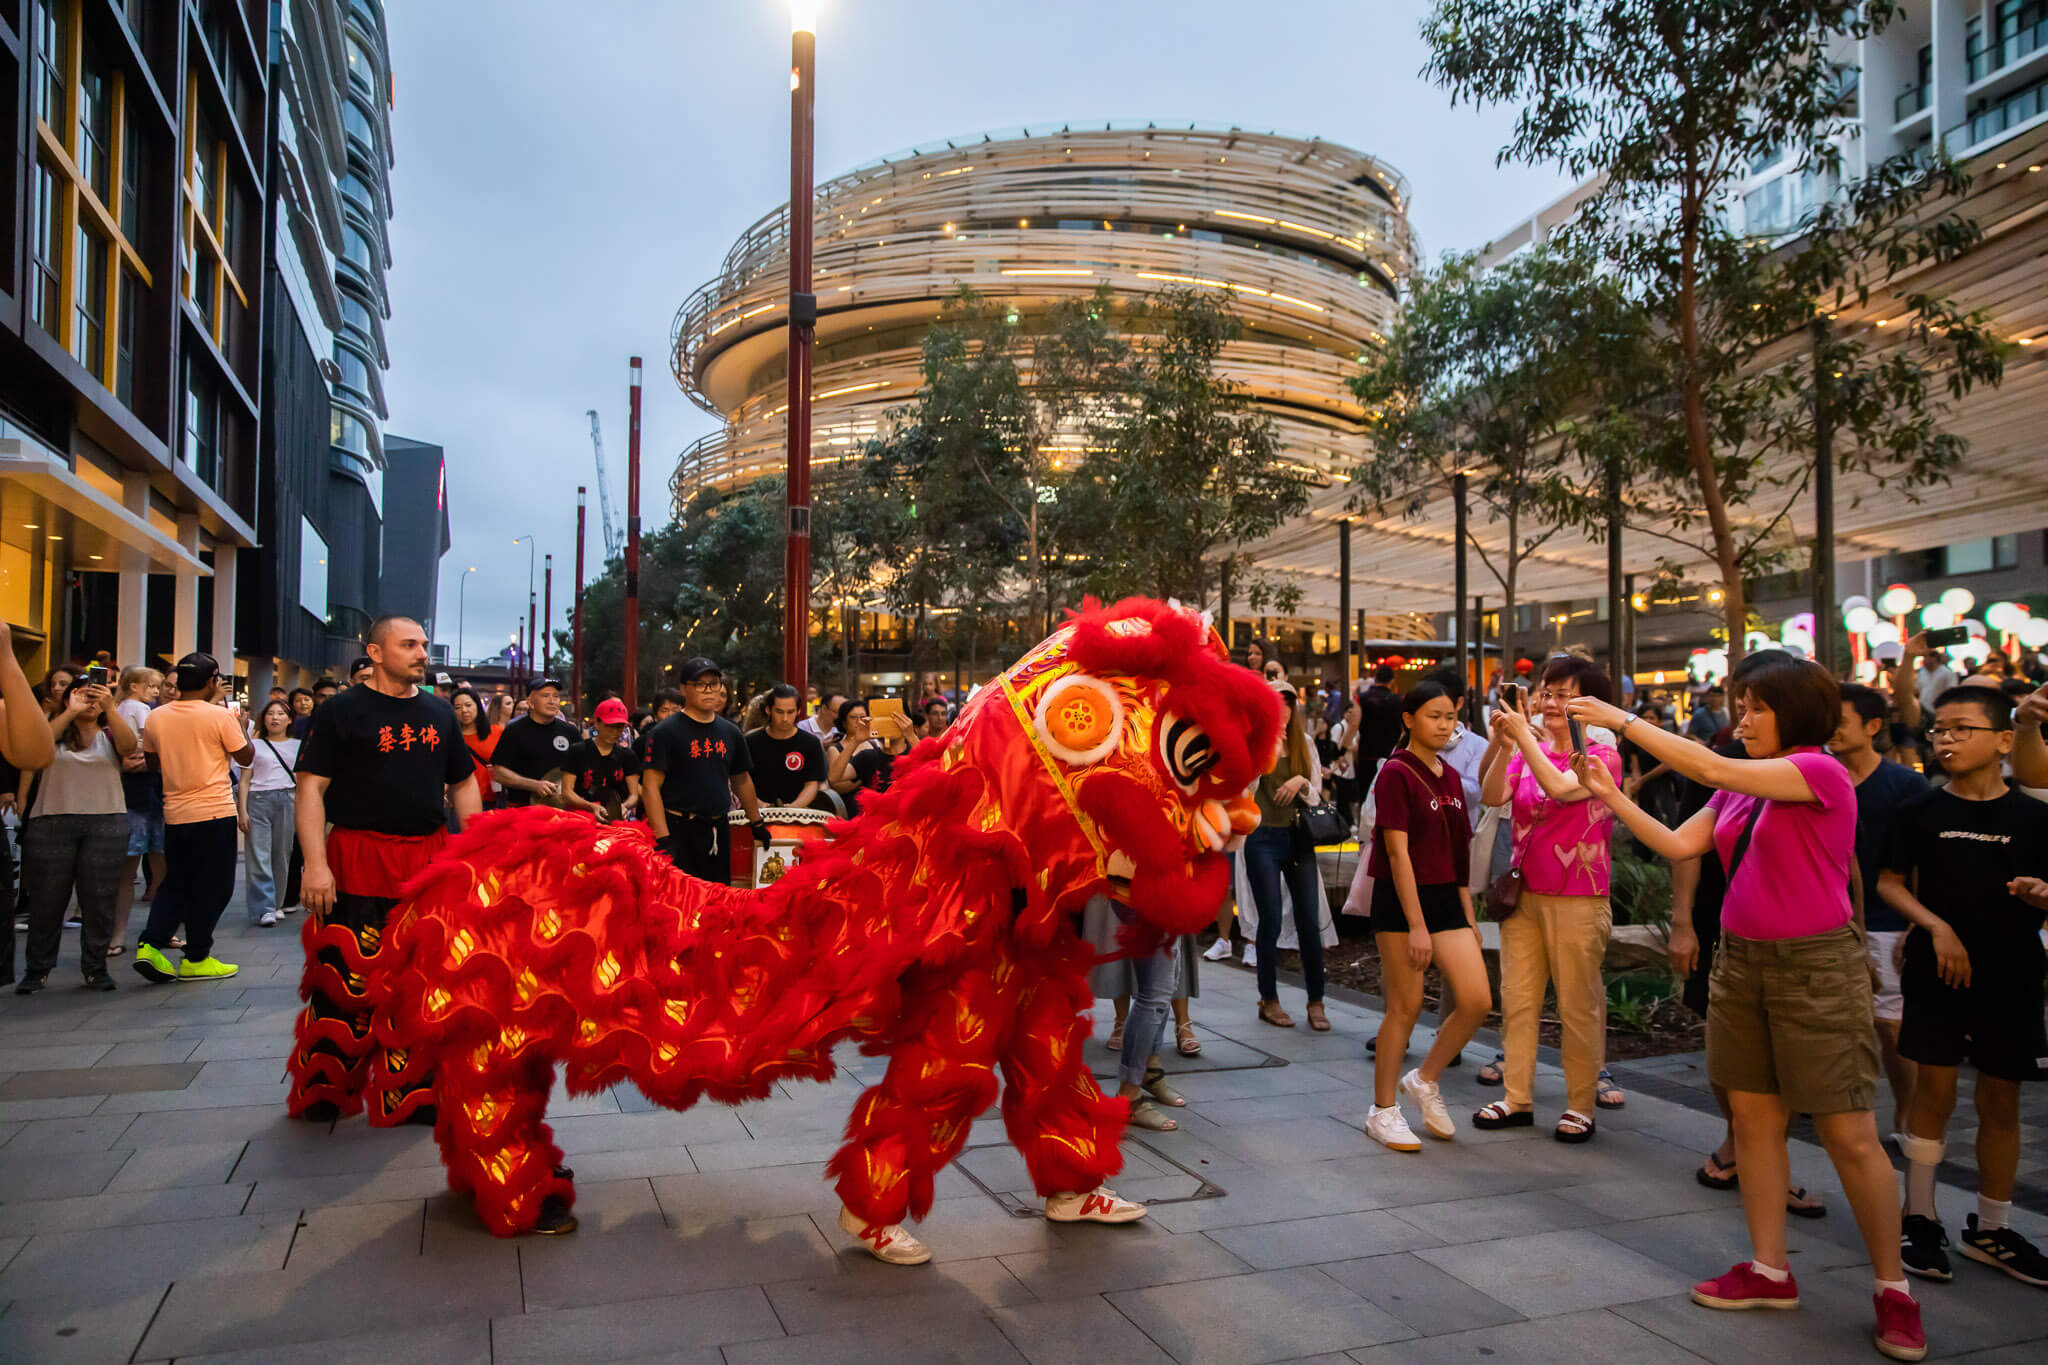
[1,901,2045,1364]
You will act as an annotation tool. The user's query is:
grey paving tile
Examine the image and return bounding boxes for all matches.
[0,1061,199,1098]
[186,1032,296,1061]
[1199,1115,1385,1166]
[191,1057,290,1088]
[281,1197,423,1271]
[724,1311,1026,1365]
[96,1038,202,1065]
[0,1180,253,1235]
[0,1112,135,1153]
[104,1138,246,1192]
[991,1294,1176,1364]
[518,1213,839,1311]
[0,1210,296,1296]
[241,1163,455,1214]
[230,1127,443,1179]
[1109,1265,1416,1364]
[546,1107,753,1152]
[0,1043,111,1073]
[1207,1209,1445,1269]
[763,1254,1035,1336]
[115,1103,301,1145]
[0,1148,132,1201]
[1346,1305,1711,1363]
[1416,1229,1691,1319]
[683,1129,843,1171]
[168,1318,491,1365]
[811,1194,1073,1265]
[1194,1088,1386,1126]
[652,1160,931,1224]
[492,1284,784,1364]
[1551,1172,1732,1221]
[91,1081,292,1113]
[1164,1063,1357,1102]
[999,1227,1251,1300]
[0,1283,168,1365]
[1384,1190,1611,1246]
[1320,1251,1525,1336]
[0,1094,109,1122]
[1594,1206,1868,1280]
[1148,1156,1533,1235]
[558,1142,702,1183]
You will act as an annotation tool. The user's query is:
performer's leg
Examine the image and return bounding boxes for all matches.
[433,1050,573,1237]
[287,891,391,1119]
[998,947,1129,1201]
[828,960,1008,1230]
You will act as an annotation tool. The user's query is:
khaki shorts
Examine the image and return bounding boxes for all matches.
[1706,927,1879,1114]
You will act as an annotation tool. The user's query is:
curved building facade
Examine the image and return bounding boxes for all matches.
[671,123,1417,514]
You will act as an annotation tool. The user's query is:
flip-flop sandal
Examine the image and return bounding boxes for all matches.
[1104,1024,1125,1052]
[1127,1099,1178,1132]
[1596,1069,1626,1109]
[106,944,126,957]
[1786,1185,1828,1219]
[1143,1072,1187,1107]
[1696,1155,1739,1190]
[1476,1053,1505,1085]
[1176,1022,1202,1056]
[1473,1101,1534,1129]
[1554,1109,1595,1144]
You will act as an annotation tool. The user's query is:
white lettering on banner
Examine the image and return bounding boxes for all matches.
[1936,830,2011,844]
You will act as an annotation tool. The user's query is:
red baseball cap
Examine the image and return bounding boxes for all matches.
[594,698,628,725]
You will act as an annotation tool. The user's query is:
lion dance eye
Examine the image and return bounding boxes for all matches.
[1033,674,1124,766]
[1160,713,1218,789]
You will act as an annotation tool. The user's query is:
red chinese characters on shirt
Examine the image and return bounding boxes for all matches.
[688,739,729,760]
[377,724,443,754]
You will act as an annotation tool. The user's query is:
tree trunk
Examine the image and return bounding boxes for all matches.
[1500,505,1521,684]
[1677,192,1747,667]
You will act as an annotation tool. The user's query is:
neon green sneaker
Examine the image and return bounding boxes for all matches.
[176,956,240,982]
[132,943,178,984]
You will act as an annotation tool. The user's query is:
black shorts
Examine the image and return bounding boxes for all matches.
[1369,877,1470,936]
[662,813,731,886]
[1899,939,2047,1083]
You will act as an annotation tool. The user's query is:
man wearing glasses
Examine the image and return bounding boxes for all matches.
[641,657,767,884]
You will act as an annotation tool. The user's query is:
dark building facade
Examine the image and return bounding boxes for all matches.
[378,433,446,639]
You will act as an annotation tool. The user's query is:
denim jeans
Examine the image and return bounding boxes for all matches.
[1245,823,1325,1003]
[245,789,297,923]
[1114,904,1181,1089]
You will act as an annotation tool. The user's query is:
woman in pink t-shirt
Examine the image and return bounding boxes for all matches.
[1568,656,1921,1360]
[1473,655,1623,1144]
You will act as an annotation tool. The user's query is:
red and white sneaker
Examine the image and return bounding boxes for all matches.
[1045,1186,1147,1224]
[1873,1288,1927,1362]
[1691,1262,1801,1310]
[836,1205,931,1265]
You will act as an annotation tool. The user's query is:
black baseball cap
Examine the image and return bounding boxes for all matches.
[173,652,219,693]
[529,676,564,694]
[678,656,723,682]
[348,655,373,676]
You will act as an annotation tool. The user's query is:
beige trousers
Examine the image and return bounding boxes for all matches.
[1500,890,1612,1115]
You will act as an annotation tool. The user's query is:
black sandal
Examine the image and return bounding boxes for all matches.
[1696,1154,1738,1190]
[1595,1069,1626,1109]
[1786,1185,1827,1219]
[1473,1101,1533,1130]
[1554,1109,1595,1144]
[1476,1052,1504,1085]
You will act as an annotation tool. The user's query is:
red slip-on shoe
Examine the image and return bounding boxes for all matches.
[1872,1288,1927,1362]
[1691,1262,1801,1310]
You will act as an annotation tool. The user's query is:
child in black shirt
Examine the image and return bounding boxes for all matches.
[1880,685,2048,1288]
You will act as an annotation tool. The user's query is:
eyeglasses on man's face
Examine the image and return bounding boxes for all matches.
[685,678,725,691]
[1928,723,2001,741]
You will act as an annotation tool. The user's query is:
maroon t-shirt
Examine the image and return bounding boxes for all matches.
[1366,748,1473,887]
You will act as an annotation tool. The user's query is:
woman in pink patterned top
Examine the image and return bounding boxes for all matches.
[1472,655,1623,1144]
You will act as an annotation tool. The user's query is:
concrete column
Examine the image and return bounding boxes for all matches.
[210,543,236,674]
[172,513,200,659]
[247,657,275,704]
[117,474,149,668]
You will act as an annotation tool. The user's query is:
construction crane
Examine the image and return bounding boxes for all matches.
[586,409,624,563]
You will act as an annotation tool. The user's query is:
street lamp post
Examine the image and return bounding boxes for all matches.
[573,487,586,714]
[458,565,477,665]
[514,534,535,694]
[783,1,818,696]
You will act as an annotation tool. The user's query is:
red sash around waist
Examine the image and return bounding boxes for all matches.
[328,826,448,900]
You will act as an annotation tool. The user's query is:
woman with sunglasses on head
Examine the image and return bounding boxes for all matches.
[1567,654,1923,1362]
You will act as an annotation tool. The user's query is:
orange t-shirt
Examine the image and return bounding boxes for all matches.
[142,701,248,824]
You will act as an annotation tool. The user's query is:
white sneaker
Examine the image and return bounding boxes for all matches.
[1401,1068,1455,1141]
[258,911,279,927]
[1241,945,1258,968]
[1045,1186,1147,1224]
[1365,1103,1422,1152]
[836,1205,931,1265]
[1202,938,1234,962]
[279,904,298,915]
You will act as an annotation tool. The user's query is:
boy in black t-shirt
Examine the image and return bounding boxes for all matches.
[1880,685,2048,1288]
[491,678,583,806]
[642,658,765,883]
[563,698,642,822]
[744,684,827,808]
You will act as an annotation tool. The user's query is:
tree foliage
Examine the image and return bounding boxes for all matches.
[1351,242,1647,669]
[1423,0,2005,659]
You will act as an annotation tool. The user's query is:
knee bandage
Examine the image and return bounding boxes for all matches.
[1897,1132,1945,1167]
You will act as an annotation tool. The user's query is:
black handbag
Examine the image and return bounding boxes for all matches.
[1299,801,1349,847]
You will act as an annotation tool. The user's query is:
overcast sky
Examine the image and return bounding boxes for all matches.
[381,0,1574,663]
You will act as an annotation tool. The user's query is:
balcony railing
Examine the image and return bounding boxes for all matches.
[1969,8,2048,82]
[1893,82,1930,121]
[1945,73,2048,153]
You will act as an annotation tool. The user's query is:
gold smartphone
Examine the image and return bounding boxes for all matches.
[869,697,908,741]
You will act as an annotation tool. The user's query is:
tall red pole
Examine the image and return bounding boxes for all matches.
[543,555,554,683]
[782,13,817,696]
[624,357,643,710]
[573,487,586,714]
[527,591,537,688]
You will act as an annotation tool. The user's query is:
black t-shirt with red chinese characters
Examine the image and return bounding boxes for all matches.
[491,715,584,807]
[744,727,827,806]
[297,684,475,836]
[646,712,751,818]
[564,737,641,811]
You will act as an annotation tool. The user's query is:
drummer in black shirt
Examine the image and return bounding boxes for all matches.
[564,698,642,822]
[643,657,766,883]
[745,684,827,809]
[491,677,583,806]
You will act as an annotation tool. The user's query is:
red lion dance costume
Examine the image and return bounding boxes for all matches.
[366,598,1282,1247]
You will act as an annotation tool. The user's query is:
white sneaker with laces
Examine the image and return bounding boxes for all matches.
[836,1205,931,1265]
[1045,1186,1147,1223]
[259,911,279,927]
[1201,938,1234,962]
[1365,1103,1422,1152]
[1401,1068,1456,1141]
[1241,945,1258,968]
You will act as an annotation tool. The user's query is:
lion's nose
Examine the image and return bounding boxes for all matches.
[1192,793,1262,853]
